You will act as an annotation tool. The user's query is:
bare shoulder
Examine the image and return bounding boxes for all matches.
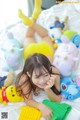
[18,74,29,86]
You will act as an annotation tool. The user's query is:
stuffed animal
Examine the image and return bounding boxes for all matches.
[50,16,68,32]
[60,76,80,100]
[0,85,24,105]
[24,41,54,62]
[72,34,80,48]
[53,42,79,76]
[63,30,78,40]
[2,32,24,71]
[0,70,14,88]
[49,16,69,49]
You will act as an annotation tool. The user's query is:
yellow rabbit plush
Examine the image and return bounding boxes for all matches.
[0,85,24,105]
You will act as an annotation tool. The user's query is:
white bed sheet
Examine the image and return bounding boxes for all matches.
[0,3,80,120]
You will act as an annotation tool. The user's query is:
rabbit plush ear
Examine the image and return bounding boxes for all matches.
[62,16,68,32]
[55,16,60,21]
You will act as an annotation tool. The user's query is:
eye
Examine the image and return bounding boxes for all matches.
[72,79,75,83]
[44,72,49,77]
[12,94,15,97]
[11,87,13,89]
[44,74,49,76]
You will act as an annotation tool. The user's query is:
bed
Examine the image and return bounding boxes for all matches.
[0,3,80,120]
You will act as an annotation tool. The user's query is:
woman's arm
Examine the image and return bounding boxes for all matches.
[24,93,53,120]
[19,74,53,120]
[45,88,62,102]
[44,67,62,102]
[19,74,39,107]
[51,66,61,91]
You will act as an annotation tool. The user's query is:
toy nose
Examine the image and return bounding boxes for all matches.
[64,56,68,60]
[10,48,14,52]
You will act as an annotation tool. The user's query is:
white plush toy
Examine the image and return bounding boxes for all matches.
[2,32,24,71]
[53,42,79,76]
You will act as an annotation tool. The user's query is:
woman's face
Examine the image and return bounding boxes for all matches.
[31,67,50,88]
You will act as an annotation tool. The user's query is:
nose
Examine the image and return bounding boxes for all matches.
[39,77,44,84]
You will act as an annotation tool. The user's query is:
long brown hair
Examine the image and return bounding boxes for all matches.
[15,53,60,97]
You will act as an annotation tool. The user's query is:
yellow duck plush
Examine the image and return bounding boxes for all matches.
[0,85,24,105]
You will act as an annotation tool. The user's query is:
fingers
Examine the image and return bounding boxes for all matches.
[44,75,57,89]
[50,112,53,117]
[50,75,56,82]
[45,112,53,120]
[50,74,56,80]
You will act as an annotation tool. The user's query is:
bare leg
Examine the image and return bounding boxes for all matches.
[29,23,54,62]
[23,26,36,49]
[24,22,54,62]
[32,23,53,50]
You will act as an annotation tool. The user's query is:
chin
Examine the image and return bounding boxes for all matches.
[38,84,46,89]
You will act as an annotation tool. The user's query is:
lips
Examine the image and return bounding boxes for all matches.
[38,83,47,87]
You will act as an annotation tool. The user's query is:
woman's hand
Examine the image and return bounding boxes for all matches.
[44,75,56,90]
[38,103,53,120]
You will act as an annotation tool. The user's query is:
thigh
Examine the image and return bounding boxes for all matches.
[23,37,36,49]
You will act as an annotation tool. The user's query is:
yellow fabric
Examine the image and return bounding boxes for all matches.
[32,0,42,19]
[19,106,42,120]
[18,9,34,26]
[24,42,54,60]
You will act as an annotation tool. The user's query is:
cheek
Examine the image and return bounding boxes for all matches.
[32,78,38,85]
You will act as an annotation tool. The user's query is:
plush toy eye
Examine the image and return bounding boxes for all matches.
[11,87,13,89]
[11,87,13,92]
[64,56,68,60]
[72,79,75,83]
[12,94,15,97]
[62,84,66,90]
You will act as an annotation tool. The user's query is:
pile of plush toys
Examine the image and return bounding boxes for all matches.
[50,16,80,100]
[0,31,25,106]
[0,70,24,105]
[49,16,80,49]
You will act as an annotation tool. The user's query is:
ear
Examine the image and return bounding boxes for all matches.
[63,16,68,32]
[64,16,68,23]
[55,16,60,21]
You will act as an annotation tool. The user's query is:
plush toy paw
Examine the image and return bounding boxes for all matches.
[4,70,14,87]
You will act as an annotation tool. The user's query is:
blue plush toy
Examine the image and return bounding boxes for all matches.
[53,20,64,29]
[72,34,80,48]
[60,76,80,100]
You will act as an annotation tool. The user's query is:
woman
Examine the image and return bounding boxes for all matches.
[16,53,62,120]
[17,0,62,119]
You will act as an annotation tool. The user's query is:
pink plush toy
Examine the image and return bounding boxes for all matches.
[53,42,79,76]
